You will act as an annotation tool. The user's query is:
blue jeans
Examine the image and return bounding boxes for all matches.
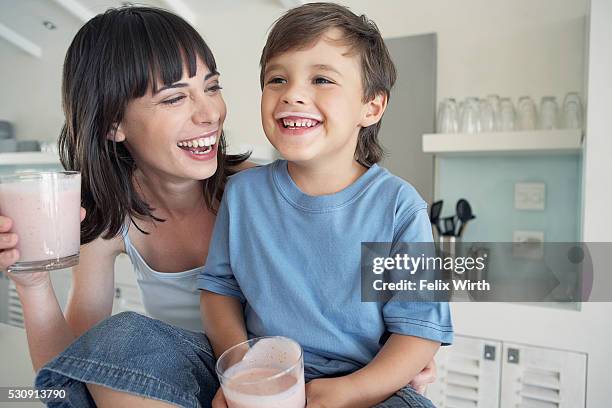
[35,312,436,408]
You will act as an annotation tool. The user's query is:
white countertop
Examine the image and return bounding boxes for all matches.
[0,152,60,166]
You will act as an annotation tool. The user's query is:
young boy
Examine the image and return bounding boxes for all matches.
[199,3,452,407]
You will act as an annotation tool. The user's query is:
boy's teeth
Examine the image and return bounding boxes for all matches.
[282,118,318,128]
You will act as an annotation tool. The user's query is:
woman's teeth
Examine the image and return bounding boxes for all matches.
[281,118,319,128]
[177,135,216,154]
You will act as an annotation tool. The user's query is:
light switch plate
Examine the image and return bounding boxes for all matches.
[513,230,545,243]
[513,230,545,259]
[514,182,546,210]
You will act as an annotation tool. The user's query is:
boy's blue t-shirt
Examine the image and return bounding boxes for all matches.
[198,160,453,380]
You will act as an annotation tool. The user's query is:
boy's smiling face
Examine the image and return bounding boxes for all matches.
[261,28,383,167]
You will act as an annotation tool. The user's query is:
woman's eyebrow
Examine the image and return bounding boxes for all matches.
[154,71,220,94]
[155,83,188,94]
[205,71,219,80]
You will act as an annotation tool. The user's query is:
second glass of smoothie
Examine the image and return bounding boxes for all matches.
[217,336,305,408]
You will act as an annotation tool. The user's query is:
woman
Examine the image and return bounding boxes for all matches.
[0,6,435,407]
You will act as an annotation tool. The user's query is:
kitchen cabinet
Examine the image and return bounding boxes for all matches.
[500,342,586,408]
[7,279,23,327]
[427,335,587,408]
[112,253,145,315]
[427,335,502,407]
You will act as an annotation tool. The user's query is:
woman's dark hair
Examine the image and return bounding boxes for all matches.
[60,6,249,244]
[260,2,396,167]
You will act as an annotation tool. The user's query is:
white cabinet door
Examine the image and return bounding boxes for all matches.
[7,280,23,328]
[0,273,7,323]
[427,335,502,408]
[112,283,146,315]
[114,253,138,287]
[112,254,145,315]
[500,343,586,408]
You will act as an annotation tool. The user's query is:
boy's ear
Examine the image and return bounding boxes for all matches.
[360,93,388,128]
[106,123,126,142]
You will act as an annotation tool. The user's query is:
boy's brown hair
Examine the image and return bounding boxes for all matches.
[260,2,397,167]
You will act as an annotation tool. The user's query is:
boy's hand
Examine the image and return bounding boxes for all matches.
[306,377,365,408]
[409,358,437,394]
[211,388,228,408]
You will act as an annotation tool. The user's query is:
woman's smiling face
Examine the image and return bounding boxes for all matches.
[114,57,226,182]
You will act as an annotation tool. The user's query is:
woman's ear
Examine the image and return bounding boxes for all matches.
[360,93,388,128]
[106,123,126,142]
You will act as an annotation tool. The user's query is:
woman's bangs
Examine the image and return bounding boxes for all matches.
[123,9,217,97]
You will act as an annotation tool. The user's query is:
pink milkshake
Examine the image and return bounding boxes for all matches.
[0,171,81,272]
[217,337,305,408]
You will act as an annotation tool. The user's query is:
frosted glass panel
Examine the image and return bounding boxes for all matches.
[435,153,582,242]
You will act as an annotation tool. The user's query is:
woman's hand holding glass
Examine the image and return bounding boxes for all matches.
[0,208,86,289]
[0,215,19,269]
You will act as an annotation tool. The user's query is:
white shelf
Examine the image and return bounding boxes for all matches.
[422,129,583,155]
[0,152,61,166]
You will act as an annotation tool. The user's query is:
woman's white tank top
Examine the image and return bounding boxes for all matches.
[121,227,203,332]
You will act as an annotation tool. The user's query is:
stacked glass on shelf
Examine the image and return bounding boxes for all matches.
[436,93,583,134]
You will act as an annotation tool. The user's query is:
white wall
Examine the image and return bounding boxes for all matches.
[0,33,67,142]
[582,0,611,243]
[579,0,612,404]
[0,0,588,152]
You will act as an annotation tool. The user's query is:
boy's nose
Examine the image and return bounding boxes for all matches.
[281,85,307,105]
[282,96,305,105]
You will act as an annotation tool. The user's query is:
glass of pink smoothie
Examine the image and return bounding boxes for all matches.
[0,171,81,273]
[217,336,305,408]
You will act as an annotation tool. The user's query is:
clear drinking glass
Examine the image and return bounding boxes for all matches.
[479,99,495,132]
[437,98,459,133]
[500,98,516,131]
[217,336,305,408]
[563,92,583,129]
[486,94,502,131]
[0,171,81,273]
[517,96,537,130]
[539,96,559,129]
[460,97,481,133]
